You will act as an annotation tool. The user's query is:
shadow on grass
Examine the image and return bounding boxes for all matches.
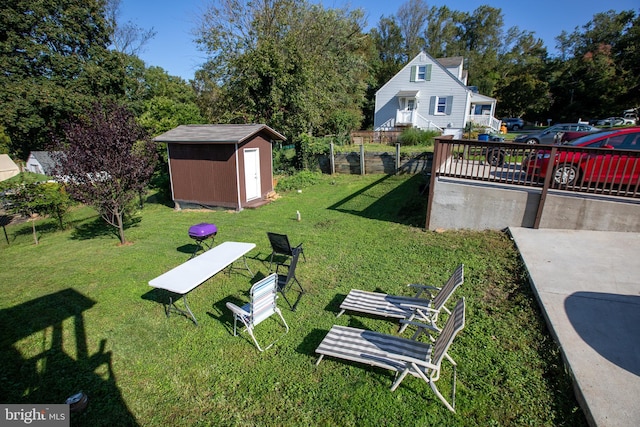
[71,216,141,241]
[327,174,427,227]
[10,218,62,238]
[324,293,346,314]
[0,289,138,425]
[208,295,251,336]
[177,243,200,257]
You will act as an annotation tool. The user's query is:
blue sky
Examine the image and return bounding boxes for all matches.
[118,0,639,81]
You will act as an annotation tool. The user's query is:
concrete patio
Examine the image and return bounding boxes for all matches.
[508,227,640,427]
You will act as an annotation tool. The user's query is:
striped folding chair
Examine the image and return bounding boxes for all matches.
[226,273,289,351]
[316,298,466,412]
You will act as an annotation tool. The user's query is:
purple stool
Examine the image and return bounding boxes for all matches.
[188,223,217,258]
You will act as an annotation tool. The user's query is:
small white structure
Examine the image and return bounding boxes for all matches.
[0,154,20,181]
[26,151,59,175]
[374,52,499,137]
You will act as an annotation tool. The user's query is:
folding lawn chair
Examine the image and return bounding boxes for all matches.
[226,273,289,352]
[316,297,466,412]
[275,248,305,311]
[337,264,463,335]
[267,232,305,271]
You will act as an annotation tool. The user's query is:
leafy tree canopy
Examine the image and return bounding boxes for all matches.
[53,102,157,244]
[194,0,371,153]
[0,0,113,159]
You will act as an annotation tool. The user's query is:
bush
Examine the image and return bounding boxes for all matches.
[398,128,438,146]
[275,170,322,192]
[273,146,297,175]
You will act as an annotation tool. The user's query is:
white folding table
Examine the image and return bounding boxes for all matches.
[149,241,256,325]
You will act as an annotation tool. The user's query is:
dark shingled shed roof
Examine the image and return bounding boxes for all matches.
[153,124,286,144]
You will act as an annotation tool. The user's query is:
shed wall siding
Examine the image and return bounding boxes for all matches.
[168,143,238,206]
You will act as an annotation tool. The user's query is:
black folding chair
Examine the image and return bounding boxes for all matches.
[267,232,305,271]
[275,248,305,311]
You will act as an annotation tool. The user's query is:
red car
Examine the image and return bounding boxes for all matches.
[525,127,640,186]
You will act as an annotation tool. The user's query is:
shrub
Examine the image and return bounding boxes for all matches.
[275,170,322,192]
[398,128,438,146]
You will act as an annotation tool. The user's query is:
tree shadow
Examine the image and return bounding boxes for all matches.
[0,289,138,425]
[71,216,142,241]
[565,292,640,376]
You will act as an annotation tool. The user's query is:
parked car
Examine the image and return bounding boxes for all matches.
[501,118,525,131]
[513,123,600,145]
[524,127,640,185]
[596,117,627,126]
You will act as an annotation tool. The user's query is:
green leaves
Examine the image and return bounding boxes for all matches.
[194,0,370,144]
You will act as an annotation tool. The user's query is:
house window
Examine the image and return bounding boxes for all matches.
[410,64,432,82]
[436,97,447,115]
[430,95,453,115]
[417,66,427,81]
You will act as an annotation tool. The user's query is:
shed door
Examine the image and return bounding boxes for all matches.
[244,148,261,201]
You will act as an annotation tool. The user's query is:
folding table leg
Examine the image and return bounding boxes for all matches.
[167,294,199,326]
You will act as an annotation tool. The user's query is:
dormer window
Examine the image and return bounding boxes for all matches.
[410,64,432,82]
[417,66,427,80]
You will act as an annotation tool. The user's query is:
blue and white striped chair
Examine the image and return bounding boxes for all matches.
[316,298,466,412]
[226,273,289,351]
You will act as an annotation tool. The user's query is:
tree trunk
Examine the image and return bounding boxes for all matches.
[116,211,126,244]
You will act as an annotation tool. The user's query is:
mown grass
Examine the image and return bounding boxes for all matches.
[0,173,586,426]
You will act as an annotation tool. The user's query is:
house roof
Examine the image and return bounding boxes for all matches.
[436,56,464,68]
[153,124,286,144]
[28,151,60,175]
[470,92,496,103]
[396,90,420,97]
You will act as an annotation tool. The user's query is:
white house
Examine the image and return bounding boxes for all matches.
[26,151,59,175]
[374,52,500,138]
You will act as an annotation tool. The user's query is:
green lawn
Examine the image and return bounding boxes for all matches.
[0,173,586,426]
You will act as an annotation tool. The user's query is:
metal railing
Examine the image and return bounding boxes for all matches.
[432,137,640,199]
[425,136,640,230]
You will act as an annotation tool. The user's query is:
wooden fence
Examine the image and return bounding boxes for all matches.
[316,144,432,175]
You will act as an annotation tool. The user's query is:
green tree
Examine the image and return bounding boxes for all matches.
[54,102,157,245]
[0,126,11,154]
[6,181,71,244]
[424,6,464,58]
[136,66,206,136]
[494,28,550,118]
[369,16,406,87]
[548,10,637,121]
[194,0,370,167]
[458,6,504,96]
[0,0,112,159]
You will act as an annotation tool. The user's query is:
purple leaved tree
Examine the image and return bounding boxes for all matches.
[54,102,158,245]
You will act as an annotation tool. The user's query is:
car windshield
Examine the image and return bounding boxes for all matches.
[564,130,618,146]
